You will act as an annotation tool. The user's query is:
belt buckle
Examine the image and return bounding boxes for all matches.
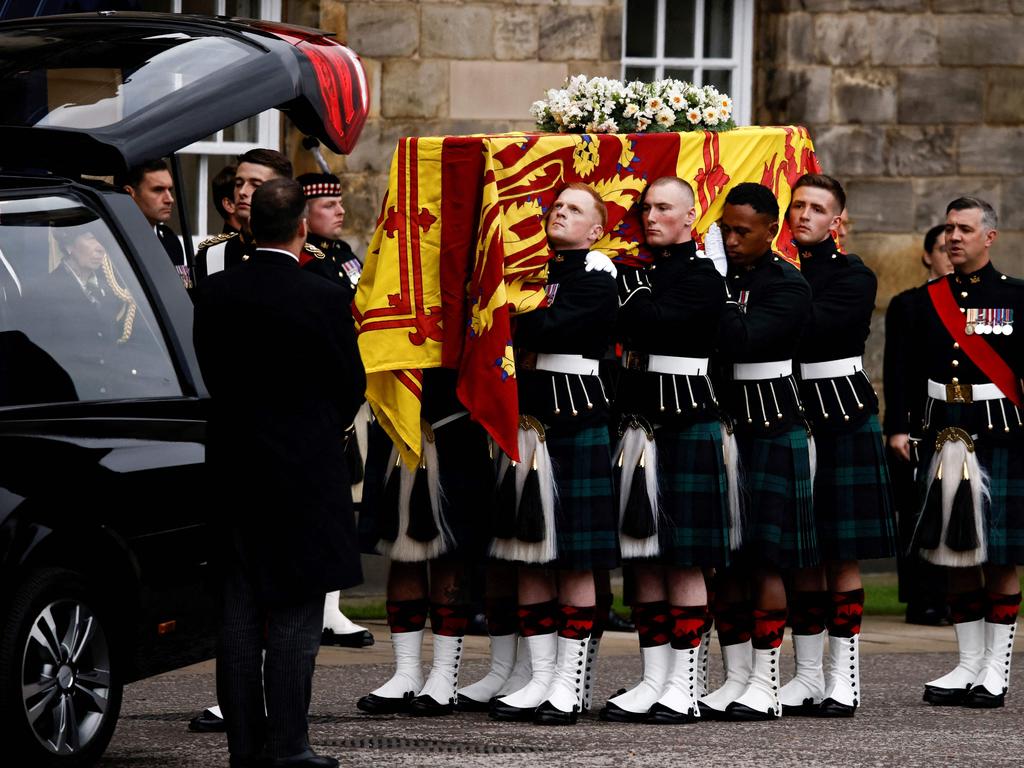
[622,351,647,371]
[946,382,973,404]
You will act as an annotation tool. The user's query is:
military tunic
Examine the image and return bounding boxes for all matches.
[615,240,732,567]
[301,236,362,304]
[195,230,257,283]
[796,237,895,561]
[718,251,817,569]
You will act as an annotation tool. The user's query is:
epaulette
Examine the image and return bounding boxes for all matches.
[198,231,238,250]
[303,242,326,260]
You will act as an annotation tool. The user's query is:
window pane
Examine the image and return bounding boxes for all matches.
[703,69,733,93]
[624,65,656,83]
[665,67,695,83]
[227,0,262,16]
[224,115,260,144]
[704,0,734,58]
[664,0,696,58]
[625,0,658,58]
[182,0,217,13]
[0,194,183,405]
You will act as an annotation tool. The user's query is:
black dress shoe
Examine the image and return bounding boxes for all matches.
[455,693,491,712]
[356,691,415,714]
[923,684,971,706]
[533,699,578,725]
[322,628,375,647]
[408,693,455,716]
[189,708,226,733]
[817,697,856,717]
[963,686,1005,708]
[645,702,698,724]
[724,702,777,721]
[489,699,536,721]
[605,609,636,633]
[696,701,727,720]
[782,697,822,716]
[269,753,339,768]
[598,701,648,723]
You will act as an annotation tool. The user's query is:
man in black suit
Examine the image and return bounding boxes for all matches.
[120,159,192,288]
[194,178,365,768]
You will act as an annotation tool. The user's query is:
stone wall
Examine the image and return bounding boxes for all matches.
[756,0,1024,387]
[291,0,624,250]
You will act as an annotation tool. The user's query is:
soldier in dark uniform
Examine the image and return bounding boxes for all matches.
[195,149,292,282]
[781,174,896,718]
[886,225,952,626]
[908,197,1022,709]
[119,159,192,289]
[599,177,733,724]
[706,182,815,721]
[489,183,619,725]
[296,173,363,303]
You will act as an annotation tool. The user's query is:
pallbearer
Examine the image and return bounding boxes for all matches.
[600,177,735,724]
[782,174,896,717]
[708,183,815,721]
[489,183,620,725]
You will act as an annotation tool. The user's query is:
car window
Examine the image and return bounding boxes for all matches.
[0,193,183,406]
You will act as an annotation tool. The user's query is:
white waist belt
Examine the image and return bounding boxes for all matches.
[535,353,600,377]
[800,356,864,380]
[622,352,708,376]
[733,360,792,381]
[927,379,1005,403]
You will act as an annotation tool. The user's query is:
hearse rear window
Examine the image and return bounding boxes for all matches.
[0,26,256,131]
[0,193,183,406]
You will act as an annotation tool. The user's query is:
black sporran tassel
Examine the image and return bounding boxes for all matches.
[406,463,440,542]
[915,464,943,550]
[378,458,401,543]
[945,462,980,552]
[493,462,518,539]
[515,454,546,543]
[621,457,656,539]
[344,432,364,484]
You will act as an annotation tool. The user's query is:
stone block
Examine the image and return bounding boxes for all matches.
[897,68,983,124]
[867,14,938,66]
[884,126,956,177]
[912,177,1002,231]
[347,3,419,58]
[422,5,495,59]
[319,0,346,44]
[1014,0,1024,12]
[986,69,1024,124]
[763,67,832,125]
[538,7,603,61]
[779,0,848,9]
[494,8,539,60]
[850,0,925,9]
[812,13,872,66]
[362,58,382,119]
[601,6,623,60]
[847,233,923,310]
[938,15,1024,66]
[959,127,1024,176]
[1001,177,1024,230]
[450,61,569,120]
[932,0,1010,11]
[812,125,885,178]
[336,171,391,254]
[991,232,1024,276]
[783,12,814,67]
[846,180,914,233]
[381,60,449,119]
[832,68,897,124]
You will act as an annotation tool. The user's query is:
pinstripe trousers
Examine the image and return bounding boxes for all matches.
[216,555,324,761]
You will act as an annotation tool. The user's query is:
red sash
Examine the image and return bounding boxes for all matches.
[927,278,1022,406]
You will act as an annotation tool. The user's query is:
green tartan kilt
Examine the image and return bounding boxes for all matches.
[915,402,1024,566]
[736,424,819,569]
[813,415,896,561]
[655,420,732,568]
[546,424,621,571]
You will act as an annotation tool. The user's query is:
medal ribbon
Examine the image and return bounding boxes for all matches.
[928,278,1022,406]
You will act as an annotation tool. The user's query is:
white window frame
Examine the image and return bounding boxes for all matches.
[165,0,283,243]
[621,0,754,126]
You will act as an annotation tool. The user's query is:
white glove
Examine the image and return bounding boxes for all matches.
[585,249,617,278]
[701,222,727,276]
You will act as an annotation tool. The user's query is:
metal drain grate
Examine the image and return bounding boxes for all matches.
[321,737,551,754]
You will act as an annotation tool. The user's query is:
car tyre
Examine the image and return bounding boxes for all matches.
[0,567,122,767]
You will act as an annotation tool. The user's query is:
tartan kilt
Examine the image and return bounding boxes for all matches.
[914,403,1024,566]
[546,423,621,571]
[812,415,896,561]
[357,417,494,560]
[655,420,732,568]
[735,424,818,569]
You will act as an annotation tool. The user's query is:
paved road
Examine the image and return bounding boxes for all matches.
[101,616,1024,767]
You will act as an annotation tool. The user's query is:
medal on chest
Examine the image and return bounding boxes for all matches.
[544,283,560,307]
[737,290,750,314]
[967,307,1014,336]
